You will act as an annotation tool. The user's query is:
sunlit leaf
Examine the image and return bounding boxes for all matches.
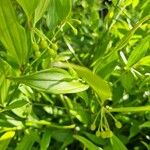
[0,0,28,66]
[59,63,112,102]
[6,99,29,110]
[127,35,150,68]
[16,0,39,19]
[34,0,50,24]
[8,68,88,94]
[0,131,15,150]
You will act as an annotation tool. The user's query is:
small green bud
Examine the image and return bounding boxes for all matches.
[40,38,48,49]
[101,131,107,139]
[52,43,58,51]
[48,48,57,58]
[96,130,101,137]
[115,121,122,129]
[90,124,96,131]
[32,43,39,52]
[35,51,41,58]
[105,130,113,138]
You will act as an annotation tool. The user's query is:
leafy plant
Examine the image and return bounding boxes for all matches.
[0,0,150,149]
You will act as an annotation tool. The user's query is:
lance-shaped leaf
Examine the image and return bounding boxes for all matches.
[0,0,28,66]
[16,0,39,19]
[70,64,112,102]
[34,0,50,25]
[46,0,72,30]
[0,131,15,150]
[53,63,112,102]
[16,130,39,150]
[0,59,11,105]
[110,134,127,150]
[127,35,150,68]
[73,135,102,150]
[94,15,150,75]
[8,68,89,94]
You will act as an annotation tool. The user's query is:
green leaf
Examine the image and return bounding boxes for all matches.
[34,0,50,25]
[16,130,39,150]
[113,15,150,53]
[69,101,90,124]
[127,36,150,68]
[129,121,140,139]
[83,132,106,146]
[94,15,150,74]
[135,55,150,67]
[8,68,89,94]
[120,71,135,92]
[67,64,112,102]
[73,135,102,150]
[46,0,72,30]
[140,121,150,128]
[0,0,28,66]
[52,129,73,142]
[16,0,39,19]
[0,131,15,150]
[40,128,52,150]
[110,135,127,150]
[0,59,11,105]
[6,99,29,110]
[141,141,150,150]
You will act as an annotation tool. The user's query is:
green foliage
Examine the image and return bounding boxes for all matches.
[0,0,150,149]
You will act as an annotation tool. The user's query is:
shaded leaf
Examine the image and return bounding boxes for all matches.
[73,135,102,150]
[40,128,52,150]
[110,135,127,150]
[16,130,39,150]
[83,132,106,146]
[135,55,150,67]
[67,64,112,102]
[120,71,135,92]
[141,141,150,150]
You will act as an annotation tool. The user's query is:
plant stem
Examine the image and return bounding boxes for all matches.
[109,106,150,113]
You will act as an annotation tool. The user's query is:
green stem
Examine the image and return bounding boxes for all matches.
[109,106,150,113]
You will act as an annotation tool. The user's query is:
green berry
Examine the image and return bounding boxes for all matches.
[35,51,41,58]
[90,124,96,131]
[115,121,122,129]
[40,38,48,49]
[105,130,113,138]
[101,131,107,139]
[96,130,101,137]
[52,43,58,51]
[32,43,39,52]
[48,48,57,58]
